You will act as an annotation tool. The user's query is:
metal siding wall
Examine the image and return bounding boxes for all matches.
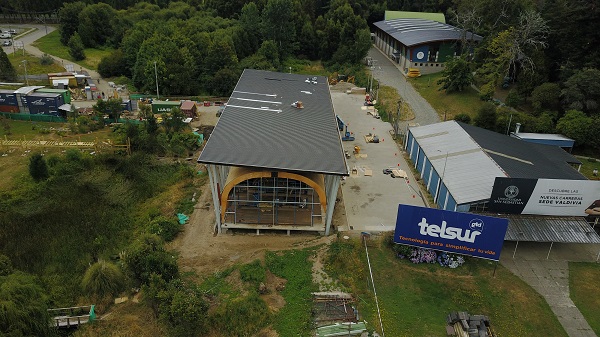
[445,193,457,211]
[422,157,431,181]
[416,150,425,172]
[429,170,440,197]
[456,204,470,212]
[437,183,448,209]
[410,138,418,163]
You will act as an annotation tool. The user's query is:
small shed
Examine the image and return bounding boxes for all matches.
[152,100,181,114]
[180,100,198,118]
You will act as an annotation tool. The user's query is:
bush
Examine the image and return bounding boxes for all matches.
[147,216,181,242]
[474,102,497,130]
[505,89,524,108]
[454,113,471,124]
[39,53,54,66]
[28,153,49,182]
[124,234,179,284]
[81,260,125,297]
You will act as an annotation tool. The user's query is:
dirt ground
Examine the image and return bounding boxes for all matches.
[171,167,349,277]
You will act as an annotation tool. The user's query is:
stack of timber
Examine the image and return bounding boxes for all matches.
[446,311,496,337]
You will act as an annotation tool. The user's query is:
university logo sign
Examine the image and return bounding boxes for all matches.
[489,177,600,216]
[394,204,508,261]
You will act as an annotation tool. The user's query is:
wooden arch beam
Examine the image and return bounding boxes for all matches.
[219,168,326,222]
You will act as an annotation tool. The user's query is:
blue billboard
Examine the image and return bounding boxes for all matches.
[394,204,508,261]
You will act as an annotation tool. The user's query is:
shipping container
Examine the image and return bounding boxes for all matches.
[0,105,20,113]
[36,88,72,104]
[25,92,65,116]
[0,90,18,106]
[14,86,44,113]
[151,100,181,114]
[121,100,133,112]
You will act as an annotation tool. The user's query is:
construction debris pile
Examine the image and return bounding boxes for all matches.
[446,311,497,337]
[313,292,368,337]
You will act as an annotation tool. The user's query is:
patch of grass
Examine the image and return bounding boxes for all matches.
[411,72,486,121]
[32,30,114,70]
[7,52,65,74]
[569,262,600,335]
[327,237,567,337]
[576,156,600,180]
[266,249,316,337]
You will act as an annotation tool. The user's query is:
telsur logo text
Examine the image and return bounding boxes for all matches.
[417,218,481,243]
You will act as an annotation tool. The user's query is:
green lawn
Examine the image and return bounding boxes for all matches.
[32,30,114,70]
[410,72,486,121]
[570,262,600,335]
[7,52,65,75]
[576,156,600,180]
[327,238,568,337]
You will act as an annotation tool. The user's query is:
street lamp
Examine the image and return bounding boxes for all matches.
[154,61,160,100]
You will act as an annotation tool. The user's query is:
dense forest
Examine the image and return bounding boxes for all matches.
[2,0,589,151]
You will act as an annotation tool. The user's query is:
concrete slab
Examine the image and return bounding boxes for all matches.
[330,91,426,233]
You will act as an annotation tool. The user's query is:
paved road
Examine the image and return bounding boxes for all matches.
[367,47,440,127]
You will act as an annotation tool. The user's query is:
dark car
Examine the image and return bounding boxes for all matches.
[383,168,393,175]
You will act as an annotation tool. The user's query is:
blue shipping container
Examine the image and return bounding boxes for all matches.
[25,93,64,116]
[0,91,18,106]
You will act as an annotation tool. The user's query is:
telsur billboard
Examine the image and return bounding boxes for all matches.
[394,204,508,261]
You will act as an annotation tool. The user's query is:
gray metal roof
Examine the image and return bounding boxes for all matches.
[500,214,600,243]
[410,121,506,204]
[373,18,483,47]
[459,122,585,179]
[197,69,348,176]
[513,132,574,142]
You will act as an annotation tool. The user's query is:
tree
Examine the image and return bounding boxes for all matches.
[0,49,17,82]
[262,0,297,57]
[531,82,561,114]
[0,272,51,337]
[98,49,129,78]
[81,260,125,298]
[29,153,49,182]
[561,68,600,116]
[555,110,591,147]
[0,255,12,277]
[474,102,497,130]
[211,68,239,97]
[124,234,178,284]
[437,56,474,92]
[58,1,86,45]
[77,3,116,48]
[68,32,86,61]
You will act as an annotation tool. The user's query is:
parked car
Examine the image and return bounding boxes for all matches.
[0,33,11,39]
[7,29,16,34]
[2,40,11,46]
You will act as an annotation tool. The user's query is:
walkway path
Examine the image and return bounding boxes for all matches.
[501,244,598,337]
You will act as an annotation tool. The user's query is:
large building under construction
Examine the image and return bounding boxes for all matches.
[197,69,349,235]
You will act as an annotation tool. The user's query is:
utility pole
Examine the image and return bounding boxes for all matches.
[154,61,160,100]
[21,60,29,86]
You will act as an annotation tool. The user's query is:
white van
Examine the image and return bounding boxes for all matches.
[0,33,11,39]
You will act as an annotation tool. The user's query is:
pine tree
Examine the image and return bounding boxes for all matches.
[0,48,17,81]
[68,32,86,61]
